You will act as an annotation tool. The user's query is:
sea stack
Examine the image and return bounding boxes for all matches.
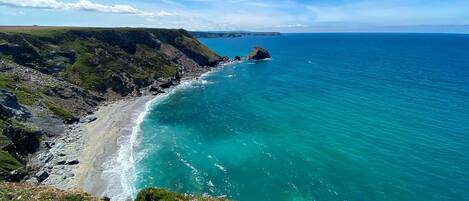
[247,47,271,60]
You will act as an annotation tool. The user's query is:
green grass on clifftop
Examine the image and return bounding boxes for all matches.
[0,182,104,201]
[135,188,226,201]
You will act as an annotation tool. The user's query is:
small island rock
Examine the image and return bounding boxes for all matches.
[247,47,271,60]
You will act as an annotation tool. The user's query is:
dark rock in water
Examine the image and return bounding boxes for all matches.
[66,159,79,165]
[247,47,271,60]
[221,56,229,62]
[234,56,241,61]
[35,171,49,182]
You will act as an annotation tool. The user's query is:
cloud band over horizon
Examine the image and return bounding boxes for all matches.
[1,0,469,32]
[0,0,172,16]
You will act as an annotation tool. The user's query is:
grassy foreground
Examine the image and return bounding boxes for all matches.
[0,182,227,201]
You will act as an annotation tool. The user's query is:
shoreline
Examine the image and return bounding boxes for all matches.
[75,95,155,199]
[37,61,236,200]
[67,66,224,199]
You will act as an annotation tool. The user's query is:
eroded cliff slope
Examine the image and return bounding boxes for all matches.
[0,28,221,181]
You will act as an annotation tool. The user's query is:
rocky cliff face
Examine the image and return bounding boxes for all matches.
[0,28,221,181]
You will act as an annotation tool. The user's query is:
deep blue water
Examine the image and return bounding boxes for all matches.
[132,34,469,201]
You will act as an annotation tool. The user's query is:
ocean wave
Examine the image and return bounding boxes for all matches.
[105,69,224,200]
[99,96,158,201]
[214,163,227,172]
[104,60,246,200]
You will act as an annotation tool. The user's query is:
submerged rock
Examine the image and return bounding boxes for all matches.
[234,56,241,61]
[221,56,229,62]
[247,47,271,60]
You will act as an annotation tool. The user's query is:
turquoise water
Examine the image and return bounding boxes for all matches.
[132,34,469,201]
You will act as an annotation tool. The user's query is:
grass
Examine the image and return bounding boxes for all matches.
[135,188,226,201]
[44,98,74,120]
[0,182,103,200]
[155,65,177,78]
[0,74,39,106]
[175,35,219,62]
[0,150,22,173]
[0,28,75,39]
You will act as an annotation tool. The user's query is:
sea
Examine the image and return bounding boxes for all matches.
[119,33,469,201]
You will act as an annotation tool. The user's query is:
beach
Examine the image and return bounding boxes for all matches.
[37,95,155,199]
[74,95,155,198]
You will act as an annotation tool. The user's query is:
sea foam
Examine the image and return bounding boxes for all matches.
[101,69,220,201]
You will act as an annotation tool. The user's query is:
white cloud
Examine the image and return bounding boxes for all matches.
[0,0,172,16]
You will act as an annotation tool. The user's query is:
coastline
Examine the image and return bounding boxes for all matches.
[75,95,155,199]
[36,59,235,200]
[67,65,224,199]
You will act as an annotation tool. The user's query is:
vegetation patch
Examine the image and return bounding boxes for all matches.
[135,188,226,201]
[0,74,41,106]
[0,182,103,201]
[155,65,177,78]
[0,150,22,173]
[0,53,13,61]
[44,98,74,120]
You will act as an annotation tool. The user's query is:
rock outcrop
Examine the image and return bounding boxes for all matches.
[0,89,29,120]
[247,47,271,60]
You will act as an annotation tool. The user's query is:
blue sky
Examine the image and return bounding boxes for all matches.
[1,0,469,32]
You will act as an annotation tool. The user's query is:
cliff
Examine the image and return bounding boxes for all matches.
[190,31,280,38]
[0,28,221,183]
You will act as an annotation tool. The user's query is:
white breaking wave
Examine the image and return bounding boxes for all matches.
[100,69,220,201]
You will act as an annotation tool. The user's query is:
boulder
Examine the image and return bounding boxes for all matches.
[79,114,97,123]
[35,170,49,182]
[234,56,241,61]
[5,169,26,182]
[44,141,55,149]
[221,56,229,62]
[247,47,271,60]
[0,89,29,120]
[65,159,79,165]
[149,85,165,94]
[56,160,66,165]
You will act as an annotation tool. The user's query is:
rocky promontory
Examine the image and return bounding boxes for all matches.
[247,47,271,60]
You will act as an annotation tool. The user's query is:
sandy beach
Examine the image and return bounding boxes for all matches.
[73,95,155,197]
